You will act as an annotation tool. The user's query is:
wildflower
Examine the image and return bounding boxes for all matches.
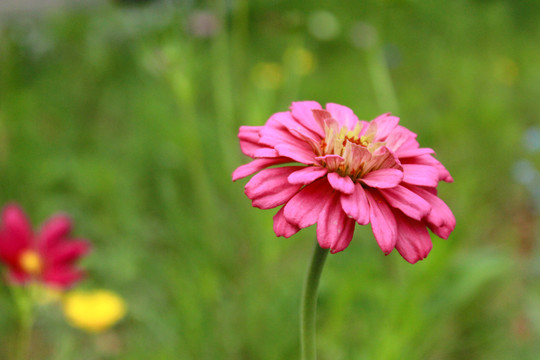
[62,289,126,333]
[232,102,455,263]
[0,204,90,287]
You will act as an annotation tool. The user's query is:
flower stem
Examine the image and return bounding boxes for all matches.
[10,285,34,360]
[301,240,329,360]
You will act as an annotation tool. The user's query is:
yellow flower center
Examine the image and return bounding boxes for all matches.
[19,250,43,275]
[318,121,388,180]
[63,290,127,333]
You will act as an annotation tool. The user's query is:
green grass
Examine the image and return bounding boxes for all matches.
[0,0,539,359]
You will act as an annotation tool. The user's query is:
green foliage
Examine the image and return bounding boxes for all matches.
[0,0,539,359]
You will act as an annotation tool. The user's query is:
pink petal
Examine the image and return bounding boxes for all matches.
[258,112,297,147]
[316,192,356,253]
[361,168,403,189]
[283,178,335,228]
[402,155,453,183]
[1,204,32,247]
[327,172,355,194]
[340,183,370,225]
[372,113,400,141]
[46,240,91,265]
[288,166,328,185]
[315,154,344,170]
[312,109,333,131]
[238,126,262,157]
[393,211,433,264]
[232,157,290,181]
[42,267,85,288]
[245,166,304,209]
[408,186,456,239]
[379,185,431,221]
[396,147,434,158]
[290,101,324,136]
[326,103,359,130]
[253,148,279,158]
[37,215,72,252]
[273,207,300,238]
[365,190,397,254]
[402,164,440,187]
[275,143,317,165]
[385,126,418,152]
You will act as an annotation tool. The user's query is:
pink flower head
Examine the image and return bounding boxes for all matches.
[0,204,91,288]
[232,101,455,263]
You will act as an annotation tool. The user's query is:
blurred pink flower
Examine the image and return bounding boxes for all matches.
[0,204,90,288]
[233,101,455,263]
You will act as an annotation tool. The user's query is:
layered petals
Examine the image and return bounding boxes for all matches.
[365,190,397,254]
[316,191,356,253]
[283,178,334,229]
[288,166,328,185]
[394,212,433,264]
[340,184,370,225]
[245,166,304,209]
[233,101,454,263]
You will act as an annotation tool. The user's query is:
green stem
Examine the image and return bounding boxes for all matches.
[301,240,329,360]
[10,285,34,360]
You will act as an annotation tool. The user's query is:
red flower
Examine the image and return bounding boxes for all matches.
[0,204,91,288]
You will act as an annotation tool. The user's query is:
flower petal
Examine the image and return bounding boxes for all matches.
[327,172,355,194]
[1,204,32,247]
[402,164,440,187]
[290,101,324,136]
[273,207,300,238]
[361,168,403,189]
[245,166,304,209]
[315,154,344,171]
[288,166,328,185]
[317,192,356,253]
[275,143,317,165]
[283,178,335,228]
[380,185,431,221]
[326,103,359,130]
[340,183,370,225]
[408,186,455,239]
[232,157,290,181]
[394,212,433,264]
[396,147,435,158]
[365,190,397,254]
[238,126,262,157]
[47,240,91,265]
[38,215,72,252]
[42,267,85,288]
[372,113,400,141]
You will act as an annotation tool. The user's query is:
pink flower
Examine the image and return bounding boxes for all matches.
[232,101,455,263]
[0,204,91,288]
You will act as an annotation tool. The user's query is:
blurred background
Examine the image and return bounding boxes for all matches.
[0,0,539,359]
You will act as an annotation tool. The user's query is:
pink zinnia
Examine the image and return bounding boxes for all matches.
[0,204,91,288]
[232,101,455,263]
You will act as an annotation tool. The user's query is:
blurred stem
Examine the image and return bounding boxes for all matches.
[365,46,399,113]
[301,240,329,360]
[211,0,239,172]
[11,285,34,360]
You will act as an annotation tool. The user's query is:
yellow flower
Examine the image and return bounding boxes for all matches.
[62,289,127,333]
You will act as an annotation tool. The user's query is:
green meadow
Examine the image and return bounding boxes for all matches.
[0,0,539,359]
